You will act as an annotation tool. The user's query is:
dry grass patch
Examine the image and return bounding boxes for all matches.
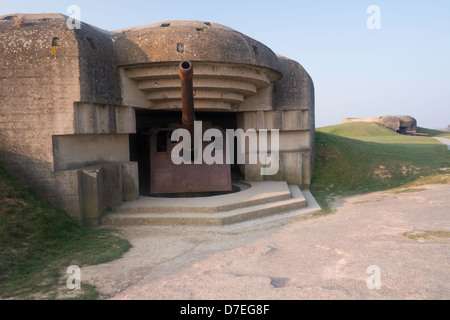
[402,230,450,241]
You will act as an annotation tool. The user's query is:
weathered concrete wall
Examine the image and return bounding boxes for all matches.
[274,55,315,188]
[74,21,121,105]
[0,14,138,225]
[235,55,315,188]
[112,20,282,73]
[113,21,282,111]
[0,14,81,207]
[53,134,130,171]
[237,109,314,188]
[77,162,139,226]
[273,55,315,112]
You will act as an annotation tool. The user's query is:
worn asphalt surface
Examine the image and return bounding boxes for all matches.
[81,183,450,300]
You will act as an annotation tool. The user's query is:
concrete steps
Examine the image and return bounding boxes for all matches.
[101,181,309,227]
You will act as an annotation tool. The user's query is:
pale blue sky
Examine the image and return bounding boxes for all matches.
[1,0,449,129]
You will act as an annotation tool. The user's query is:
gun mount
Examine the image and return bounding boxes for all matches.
[149,60,232,195]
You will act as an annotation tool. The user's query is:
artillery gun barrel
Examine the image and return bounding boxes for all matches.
[179,60,195,127]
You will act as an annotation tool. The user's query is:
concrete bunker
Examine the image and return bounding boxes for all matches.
[343,115,418,135]
[0,15,315,226]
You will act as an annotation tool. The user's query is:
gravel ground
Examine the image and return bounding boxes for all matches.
[80,184,450,300]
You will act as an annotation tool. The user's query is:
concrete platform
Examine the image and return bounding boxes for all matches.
[101,181,318,226]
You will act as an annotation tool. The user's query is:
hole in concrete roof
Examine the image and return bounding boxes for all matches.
[51,37,59,47]
[51,37,59,56]
[161,23,170,27]
[252,45,259,56]
[177,43,184,53]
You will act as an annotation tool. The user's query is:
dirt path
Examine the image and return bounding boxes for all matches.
[434,137,450,150]
[81,184,450,300]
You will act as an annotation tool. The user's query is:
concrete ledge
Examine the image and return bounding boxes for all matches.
[100,181,322,227]
[102,198,305,227]
[115,181,291,214]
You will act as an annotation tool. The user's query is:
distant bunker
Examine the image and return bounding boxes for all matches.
[343,115,418,135]
[0,14,315,226]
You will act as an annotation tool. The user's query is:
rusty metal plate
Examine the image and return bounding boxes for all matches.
[149,123,232,194]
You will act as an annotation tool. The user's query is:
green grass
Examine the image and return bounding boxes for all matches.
[0,165,131,299]
[416,127,450,138]
[310,122,450,210]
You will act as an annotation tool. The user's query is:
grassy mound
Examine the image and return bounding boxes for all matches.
[0,165,131,299]
[311,123,450,210]
[416,127,450,138]
[316,121,395,138]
